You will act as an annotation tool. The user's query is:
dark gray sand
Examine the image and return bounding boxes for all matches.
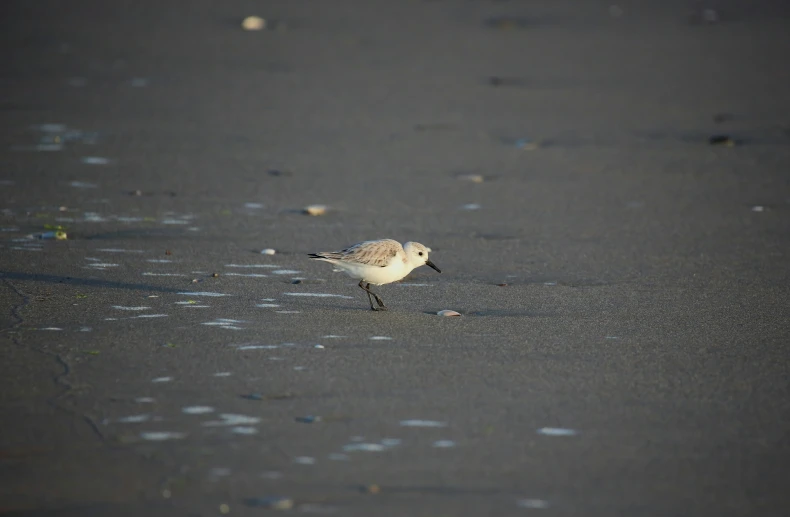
[2,1,790,515]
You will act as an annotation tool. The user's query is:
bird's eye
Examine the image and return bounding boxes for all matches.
[418,252,423,256]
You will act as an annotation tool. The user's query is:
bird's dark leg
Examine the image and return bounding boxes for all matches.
[358,280,387,311]
[367,283,388,309]
[358,280,376,310]
[361,282,375,309]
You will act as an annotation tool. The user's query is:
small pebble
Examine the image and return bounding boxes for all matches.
[219,503,230,514]
[81,156,110,165]
[261,248,276,255]
[212,273,219,277]
[361,484,380,494]
[241,16,266,31]
[518,499,550,509]
[314,344,325,349]
[497,283,508,287]
[291,278,326,285]
[751,206,765,212]
[437,310,461,317]
[303,204,328,216]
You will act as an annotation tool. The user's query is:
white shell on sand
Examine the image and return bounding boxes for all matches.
[458,174,484,183]
[241,16,266,31]
[260,248,276,255]
[303,204,328,216]
[437,310,461,317]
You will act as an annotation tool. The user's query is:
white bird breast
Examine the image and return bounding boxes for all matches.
[337,259,411,285]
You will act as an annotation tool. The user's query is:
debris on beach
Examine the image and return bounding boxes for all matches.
[457,173,485,183]
[33,230,67,240]
[261,248,276,255]
[400,419,447,427]
[437,310,461,317]
[709,134,735,146]
[515,137,541,150]
[291,278,326,285]
[360,484,381,494]
[295,415,321,424]
[518,499,550,509]
[243,496,294,510]
[81,156,111,165]
[303,204,328,216]
[17,123,99,153]
[536,427,577,436]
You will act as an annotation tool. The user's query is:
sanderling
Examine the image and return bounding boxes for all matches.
[308,239,441,311]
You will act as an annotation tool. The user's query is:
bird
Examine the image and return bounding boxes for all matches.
[308,239,441,311]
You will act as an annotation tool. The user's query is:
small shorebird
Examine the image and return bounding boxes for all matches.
[308,239,441,311]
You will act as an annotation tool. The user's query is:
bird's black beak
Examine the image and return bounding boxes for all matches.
[425,260,441,273]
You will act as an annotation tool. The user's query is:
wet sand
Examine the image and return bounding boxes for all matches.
[1,1,789,516]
